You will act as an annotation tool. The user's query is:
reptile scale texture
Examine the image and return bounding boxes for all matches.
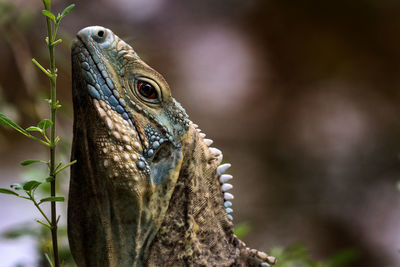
[69,26,276,267]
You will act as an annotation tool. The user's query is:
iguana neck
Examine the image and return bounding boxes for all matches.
[146,127,274,266]
[147,126,238,266]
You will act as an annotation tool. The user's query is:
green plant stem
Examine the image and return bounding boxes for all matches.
[43,1,60,266]
[29,192,52,226]
[27,134,51,147]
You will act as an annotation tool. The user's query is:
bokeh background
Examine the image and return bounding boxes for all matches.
[0,0,400,266]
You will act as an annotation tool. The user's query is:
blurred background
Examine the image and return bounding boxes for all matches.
[0,0,400,266]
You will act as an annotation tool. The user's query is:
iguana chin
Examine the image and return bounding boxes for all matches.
[68,26,275,267]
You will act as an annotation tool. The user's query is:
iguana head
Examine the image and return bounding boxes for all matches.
[73,26,189,179]
[69,26,275,266]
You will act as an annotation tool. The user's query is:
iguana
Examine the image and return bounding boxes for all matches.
[68,26,276,267]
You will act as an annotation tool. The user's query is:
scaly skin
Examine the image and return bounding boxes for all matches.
[69,26,275,267]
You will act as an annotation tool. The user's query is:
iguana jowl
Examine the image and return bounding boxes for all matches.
[69,26,275,267]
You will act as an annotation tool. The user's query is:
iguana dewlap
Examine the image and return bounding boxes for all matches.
[68,26,275,267]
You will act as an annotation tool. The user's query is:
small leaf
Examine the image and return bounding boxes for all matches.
[55,160,77,175]
[22,180,42,192]
[26,126,42,132]
[32,58,51,78]
[52,39,62,46]
[41,10,55,22]
[0,112,29,136]
[39,196,64,204]
[58,4,75,20]
[20,160,43,166]
[45,176,54,183]
[0,188,19,196]
[38,119,53,130]
[35,219,51,229]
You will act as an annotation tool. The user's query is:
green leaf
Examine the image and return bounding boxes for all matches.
[58,4,75,21]
[32,58,51,78]
[26,126,42,132]
[20,160,43,166]
[0,188,19,196]
[41,10,55,22]
[22,180,42,192]
[0,112,29,136]
[52,39,62,46]
[39,196,64,204]
[55,160,77,175]
[35,219,51,229]
[37,119,53,130]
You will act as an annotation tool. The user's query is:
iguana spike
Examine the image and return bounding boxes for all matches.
[217,163,231,175]
[204,138,213,146]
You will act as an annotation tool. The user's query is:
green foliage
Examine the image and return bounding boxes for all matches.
[20,159,47,166]
[39,196,65,205]
[58,4,75,22]
[0,112,28,135]
[0,188,19,196]
[0,1,75,266]
[270,244,358,267]
[42,10,55,22]
[0,112,50,146]
[38,119,53,131]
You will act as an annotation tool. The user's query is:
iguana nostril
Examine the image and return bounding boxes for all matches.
[97,30,104,37]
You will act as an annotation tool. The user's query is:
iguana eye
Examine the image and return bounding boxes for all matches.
[137,80,158,100]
